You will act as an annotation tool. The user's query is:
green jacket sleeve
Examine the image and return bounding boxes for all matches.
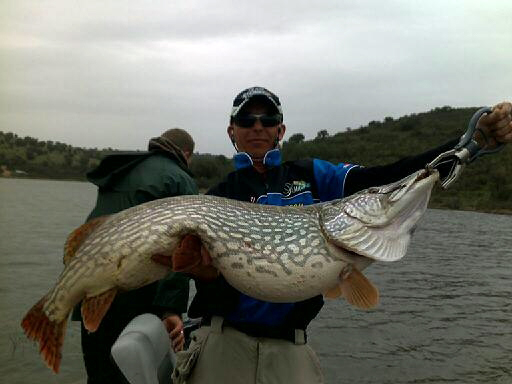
[152,272,190,316]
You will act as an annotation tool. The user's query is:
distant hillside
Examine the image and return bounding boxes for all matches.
[282,106,511,213]
[1,106,511,213]
[0,132,233,190]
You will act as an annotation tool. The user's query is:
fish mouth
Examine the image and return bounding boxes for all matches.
[377,169,439,233]
[347,168,439,226]
[389,169,438,225]
[412,167,439,186]
[387,169,439,203]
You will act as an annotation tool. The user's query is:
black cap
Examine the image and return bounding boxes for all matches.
[231,86,283,118]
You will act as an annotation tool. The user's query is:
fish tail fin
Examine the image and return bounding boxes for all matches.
[340,267,379,309]
[21,295,68,373]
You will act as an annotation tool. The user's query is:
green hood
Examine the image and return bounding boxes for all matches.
[87,138,191,189]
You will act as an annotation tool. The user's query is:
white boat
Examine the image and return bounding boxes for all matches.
[111,314,200,384]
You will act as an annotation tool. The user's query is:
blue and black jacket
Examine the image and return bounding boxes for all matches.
[188,140,457,339]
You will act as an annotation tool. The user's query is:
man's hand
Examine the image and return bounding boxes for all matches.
[162,313,185,352]
[476,102,512,148]
[172,234,219,281]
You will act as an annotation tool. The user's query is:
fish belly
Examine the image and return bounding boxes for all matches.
[214,242,346,303]
[114,256,171,290]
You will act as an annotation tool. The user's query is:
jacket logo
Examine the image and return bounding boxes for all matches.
[283,181,310,197]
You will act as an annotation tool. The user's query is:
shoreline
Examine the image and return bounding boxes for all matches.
[2,175,510,216]
[0,174,88,183]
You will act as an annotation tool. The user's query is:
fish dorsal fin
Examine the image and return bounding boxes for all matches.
[340,267,379,309]
[63,216,109,265]
[81,287,117,332]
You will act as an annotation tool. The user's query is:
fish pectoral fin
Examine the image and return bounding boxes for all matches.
[64,216,110,265]
[323,284,343,299]
[340,268,379,309]
[170,234,218,281]
[171,234,203,272]
[81,288,117,332]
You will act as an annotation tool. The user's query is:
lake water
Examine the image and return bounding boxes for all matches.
[0,178,511,384]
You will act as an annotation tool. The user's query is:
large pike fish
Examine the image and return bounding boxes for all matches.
[21,169,439,372]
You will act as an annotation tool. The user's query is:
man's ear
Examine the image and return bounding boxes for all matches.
[180,150,192,165]
[278,124,286,141]
[227,126,235,143]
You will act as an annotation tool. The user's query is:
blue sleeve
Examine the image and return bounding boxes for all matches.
[313,159,360,201]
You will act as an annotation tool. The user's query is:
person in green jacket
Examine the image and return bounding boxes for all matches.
[72,128,198,384]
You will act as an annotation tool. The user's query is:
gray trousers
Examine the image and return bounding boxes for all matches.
[172,316,324,384]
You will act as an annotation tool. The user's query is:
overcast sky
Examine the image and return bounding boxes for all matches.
[1,0,511,156]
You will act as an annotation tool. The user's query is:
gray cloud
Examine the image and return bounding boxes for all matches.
[1,0,511,156]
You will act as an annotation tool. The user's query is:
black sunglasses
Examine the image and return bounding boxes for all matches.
[233,114,282,128]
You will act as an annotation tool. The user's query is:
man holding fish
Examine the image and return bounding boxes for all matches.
[170,87,512,384]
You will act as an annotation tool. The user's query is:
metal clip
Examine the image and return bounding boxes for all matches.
[426,107,505,189]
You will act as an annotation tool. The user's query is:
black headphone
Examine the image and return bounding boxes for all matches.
[273,127,281,148]
[229,131,238,151]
